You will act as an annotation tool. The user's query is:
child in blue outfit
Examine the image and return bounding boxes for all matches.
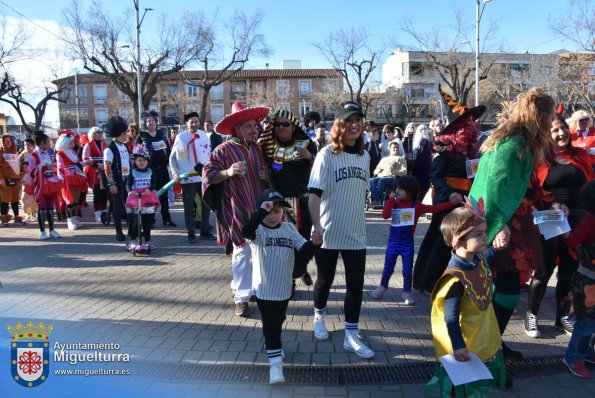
[563,180,595,379]
[371,175,461,304]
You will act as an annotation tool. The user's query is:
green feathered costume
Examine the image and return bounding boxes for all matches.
[469,135,533,244]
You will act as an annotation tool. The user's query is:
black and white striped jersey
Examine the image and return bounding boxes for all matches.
[308,145,369,250]
[250,221,306,300]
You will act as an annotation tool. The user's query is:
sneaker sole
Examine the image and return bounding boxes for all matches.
[314,333,329,341]
[343,344,375,359]
[524,329,541,338]
[269,377,285,384]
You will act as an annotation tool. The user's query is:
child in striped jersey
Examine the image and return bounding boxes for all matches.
[242,189,321,384]
[372,176,462,304]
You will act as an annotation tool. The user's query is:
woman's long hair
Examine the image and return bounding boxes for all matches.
[330,118,365,155]
[482,87,554,168]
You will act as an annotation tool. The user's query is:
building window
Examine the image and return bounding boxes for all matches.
[410,62,424,76]
[276,80,289,98]
[230,81,246,100]
[186,84,199,98]
[410,88,424,98]
[163,105,179,125]
[278,102,291,112]
[94,108,108,126]
[324,106,335,120]
[166,85,178,96]
[149,103,159,113]
[64,85,88,105]
[299,80,311,97]
[211,104,224,123]
[93,85,107,104]
[376,103,395,118]
[299,101,312,118]
[117,90,129,102]
[210,85,224,100]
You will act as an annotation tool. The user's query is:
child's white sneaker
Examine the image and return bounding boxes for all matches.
[269,363,285,384]
[402,292,415,305]
[49,230,61,239]
[67,219,78,230]
[94,211,102,222]
[314,315,329,340]
[371,286,387,300]
[343,332,375,359]
[39,231,48,240]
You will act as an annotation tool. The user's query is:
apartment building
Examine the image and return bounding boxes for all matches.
[377,49,563,125]
[53,63,342,132]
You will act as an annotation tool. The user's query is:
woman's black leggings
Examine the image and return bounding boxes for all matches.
[528,236,578,317]
[313,248,366,324]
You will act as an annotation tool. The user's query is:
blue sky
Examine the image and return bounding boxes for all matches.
[0,0,576,126]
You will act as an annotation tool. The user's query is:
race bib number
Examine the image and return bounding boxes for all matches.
[122,166,129,176]
[465,158,480,179]
[391,208,415,227]
[152,140,167,151]
[3,153,19,174]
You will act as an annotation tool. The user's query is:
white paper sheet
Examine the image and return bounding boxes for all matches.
[537,217,571,240]
[439,353,494,386]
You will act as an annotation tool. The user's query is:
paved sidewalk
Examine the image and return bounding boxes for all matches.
[1,204,594,397]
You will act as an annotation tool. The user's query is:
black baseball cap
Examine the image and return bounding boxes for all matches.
[256,189,291,208]
[335,101,366,120]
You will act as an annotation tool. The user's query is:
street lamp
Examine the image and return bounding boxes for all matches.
[133,0,153,126]
[475,0,492,106]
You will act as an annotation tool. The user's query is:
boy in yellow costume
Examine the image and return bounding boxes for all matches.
[426,201,508,397]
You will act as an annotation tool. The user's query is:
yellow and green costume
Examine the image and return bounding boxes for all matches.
[426,254,506,397]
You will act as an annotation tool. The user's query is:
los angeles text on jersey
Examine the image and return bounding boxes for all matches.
[265,237,294,248]
[334,166,368,183]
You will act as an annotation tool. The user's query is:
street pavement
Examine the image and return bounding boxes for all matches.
[1,203,594,397]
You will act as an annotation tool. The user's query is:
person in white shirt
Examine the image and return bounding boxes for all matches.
[170,111,213,242]
[103,116,131,242]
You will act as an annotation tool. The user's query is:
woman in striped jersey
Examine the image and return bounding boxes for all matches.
[308,101,374,359]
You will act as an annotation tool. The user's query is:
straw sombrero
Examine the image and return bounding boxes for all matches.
[215,101,270,135]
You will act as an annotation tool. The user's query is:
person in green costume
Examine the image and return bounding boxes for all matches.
[469,87,555,359]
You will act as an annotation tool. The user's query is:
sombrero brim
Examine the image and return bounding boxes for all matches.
[215,107,271,135]
[440,105,486,136]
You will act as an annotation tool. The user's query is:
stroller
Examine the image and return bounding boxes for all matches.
[125,190,160,256]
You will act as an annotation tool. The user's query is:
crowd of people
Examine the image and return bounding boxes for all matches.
[1,86,594,394]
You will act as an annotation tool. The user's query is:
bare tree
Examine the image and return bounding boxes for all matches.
[312,27,383,107]
[180,9,271,122]
[0,13,29,99]
[312,78,346,120]
[550,0,595,53]
[557,53,595,115]
[61,0,211,125]
[0,83,64,134]
[400,8,498,106]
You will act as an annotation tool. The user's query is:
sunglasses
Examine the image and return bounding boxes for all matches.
[273,122,292,128]
[579,117,590,123]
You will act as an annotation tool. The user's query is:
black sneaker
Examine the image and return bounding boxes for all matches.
[524,311,541,338]
[188,232,198,243]
[115,232,126,242]
[557,315,574,336]
[235,302,251,318]
[300,272,313,286]
[200,231,216,240]
[163,220,177,227]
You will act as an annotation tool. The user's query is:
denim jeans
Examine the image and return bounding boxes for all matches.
[369,176,394,201]
[565,317,595,365]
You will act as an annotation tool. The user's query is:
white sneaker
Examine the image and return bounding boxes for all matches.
[67,219,78,230]
[39,231,48,240]
[73,217,83,228]
[314,316,329,340]
[269,363,285,384]
[371,286,387,300]
[49,230,61,239]
[344,332,375,359]
[402,292,415,305]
